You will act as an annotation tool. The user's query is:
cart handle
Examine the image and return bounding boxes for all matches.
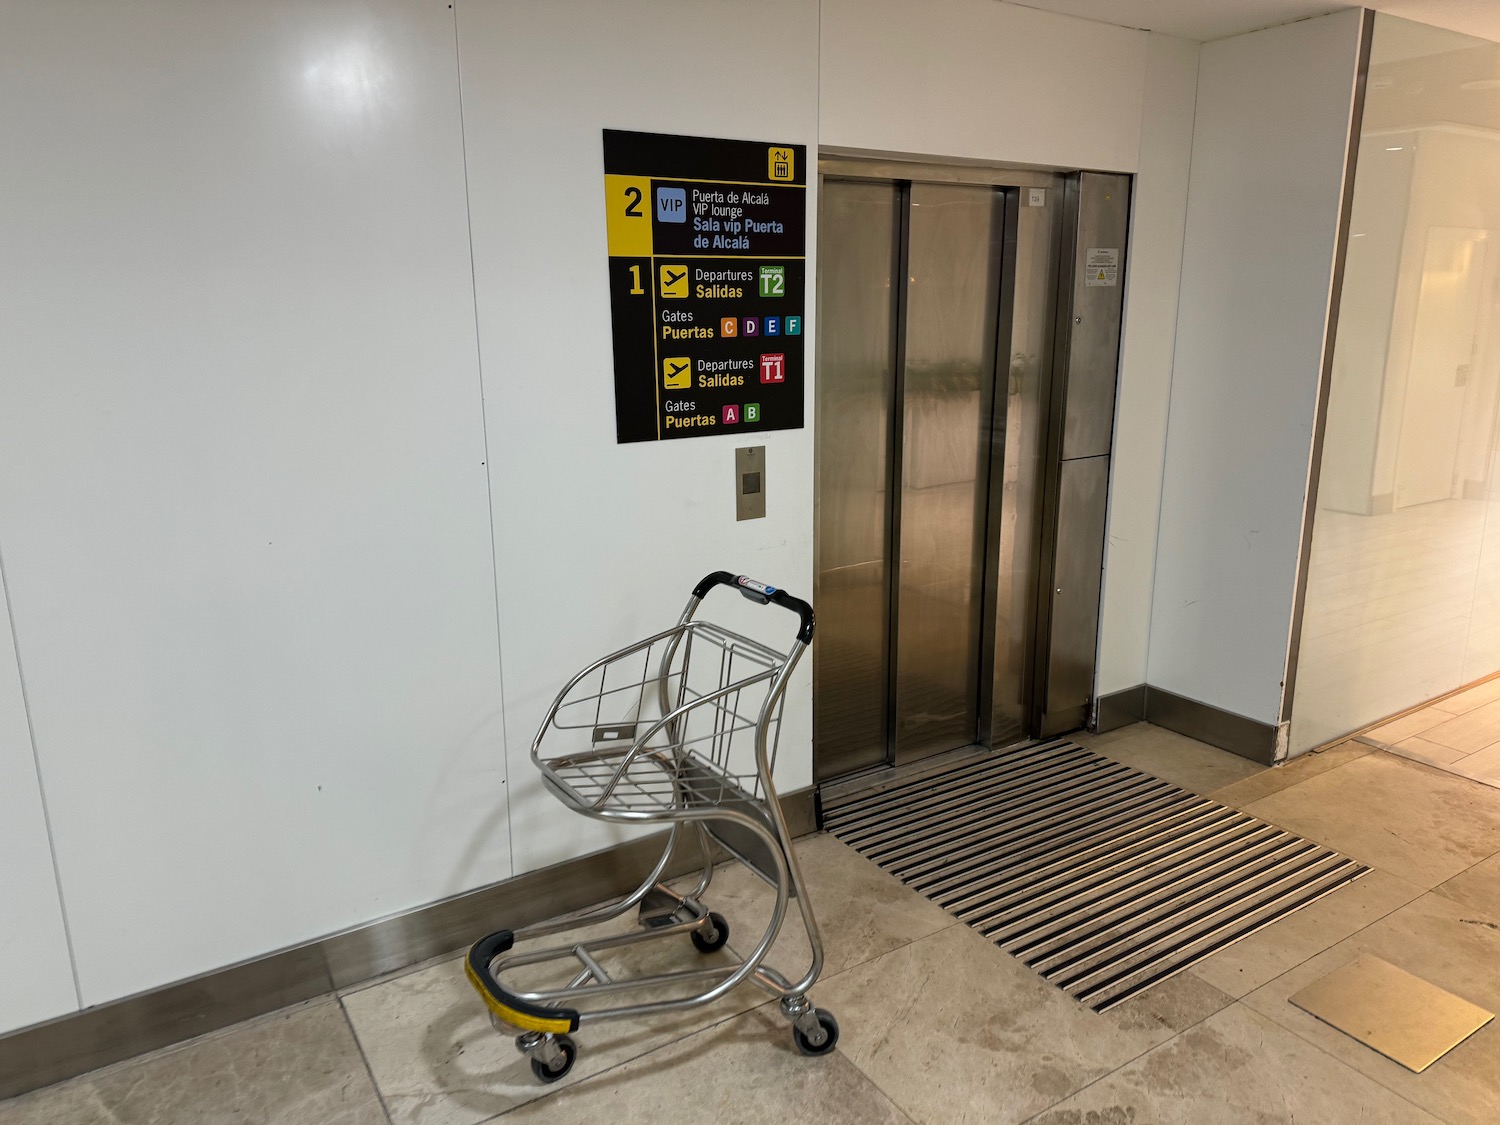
[691,571,815,645]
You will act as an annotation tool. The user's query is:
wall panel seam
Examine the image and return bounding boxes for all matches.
[0,540,83,1008]
[450,0,514,878]
[1141,44,1202,687]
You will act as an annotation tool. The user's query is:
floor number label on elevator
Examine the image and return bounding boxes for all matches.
[602,129,807,443]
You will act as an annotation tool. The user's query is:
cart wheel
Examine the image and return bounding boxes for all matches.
[690,912,730,953]
[791,1010,840,1057]
[529,1034,577,1083]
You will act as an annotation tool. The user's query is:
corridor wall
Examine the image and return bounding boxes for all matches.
[1147,10,1365,739]
[0,0,1206,1036]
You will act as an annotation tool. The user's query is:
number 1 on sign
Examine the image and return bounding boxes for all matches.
[628,264,644,295]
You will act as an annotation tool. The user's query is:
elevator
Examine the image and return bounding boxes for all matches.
[813,158,1128,784]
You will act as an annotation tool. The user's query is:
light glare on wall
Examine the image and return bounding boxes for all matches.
[303,41,391,119]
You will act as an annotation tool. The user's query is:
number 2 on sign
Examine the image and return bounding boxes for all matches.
[628,264,644,295]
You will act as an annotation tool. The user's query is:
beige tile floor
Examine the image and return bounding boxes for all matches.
[1364,678,1500,791]
[4,723,1500,1124]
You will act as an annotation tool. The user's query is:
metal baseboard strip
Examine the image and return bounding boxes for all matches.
[823,743,1368,1012]
[0,788,817,1101]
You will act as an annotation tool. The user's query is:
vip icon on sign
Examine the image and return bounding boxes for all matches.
[764,316,780,336]
[743,317,759,337]
[759,353,785,384]
[656,186,687,223]
[758,265,785,298]
[720,317,738,338]
[768,147,795,182]
[785,315,802,336]
[660,264,689,298]
[745,403,762,423]
[662,357,692,390]
[722,404,741,425]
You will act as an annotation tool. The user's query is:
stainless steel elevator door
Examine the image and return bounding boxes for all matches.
[893,184,1005,763]
[813,179,901,781]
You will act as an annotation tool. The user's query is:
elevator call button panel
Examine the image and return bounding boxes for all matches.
[602,129,807,443]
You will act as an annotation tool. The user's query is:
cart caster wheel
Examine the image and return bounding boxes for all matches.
[529,1034,577,1083]
[690,912,730,953]
[792,1010,839,1057]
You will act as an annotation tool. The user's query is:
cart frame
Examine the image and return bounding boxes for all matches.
[464,572,837,1082]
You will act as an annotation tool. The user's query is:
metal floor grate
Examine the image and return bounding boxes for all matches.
[822,738,1369,1011]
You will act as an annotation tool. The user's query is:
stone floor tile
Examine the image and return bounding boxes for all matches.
[1367,706,1454,745]
[703,833,956,982]
[1390,735,1470,768]
[812,921,1229,1125]
[1187,866,1423,998]
[1094,970,1234,1039]
[1450,741,1500,788]
[1420,700,1500,755]
[0,1000,385,1125]
[1242,752,1500,887]
[1243,892,1500,1125]
[500,1006,914,1125]
[1086,725,1263,796]
[341,911,759,1125]
[1072,722,1150,753]
[1431,677,1500,715]
[1026,1004,1439,1125]
[1435,851,1500,916]
[1209,740,1369,808]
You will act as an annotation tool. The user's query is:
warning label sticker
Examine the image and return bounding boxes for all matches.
[1085,247,1119,287]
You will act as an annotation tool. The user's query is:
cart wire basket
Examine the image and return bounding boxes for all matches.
[464,571,836,1083]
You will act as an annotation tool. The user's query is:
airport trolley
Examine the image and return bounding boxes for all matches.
[464,572,837,1082]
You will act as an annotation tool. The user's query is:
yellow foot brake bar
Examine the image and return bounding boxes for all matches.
[465,930,580,1035]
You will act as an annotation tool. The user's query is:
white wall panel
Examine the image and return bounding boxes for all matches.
[0,564,77,1033]
[1148,11,1363,724]
[1096,33,1200,697]
[820,0,1148,173]
[0,0,507,1005]
[456,0,820,875]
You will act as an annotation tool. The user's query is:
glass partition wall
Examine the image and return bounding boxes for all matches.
[1291,15,1500,785]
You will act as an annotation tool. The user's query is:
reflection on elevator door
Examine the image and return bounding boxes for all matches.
[814,167,1129,784]
[893,185,1005,764]
[814,179,1011,779]
[813,181,899,781]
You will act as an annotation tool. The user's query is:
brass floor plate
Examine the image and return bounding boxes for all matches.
[1289,954,1494,1072]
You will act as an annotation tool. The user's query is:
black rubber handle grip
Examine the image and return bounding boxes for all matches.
[692,571,815,644]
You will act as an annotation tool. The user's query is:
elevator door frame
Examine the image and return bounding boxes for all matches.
[814,156,1068,781]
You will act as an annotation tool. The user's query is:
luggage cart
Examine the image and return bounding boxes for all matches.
[464,571,837,1083]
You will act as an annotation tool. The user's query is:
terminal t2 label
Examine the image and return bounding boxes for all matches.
[603,129,807,443]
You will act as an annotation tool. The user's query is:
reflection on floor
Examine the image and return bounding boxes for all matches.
[3,722,1500,1124]
[1360,676,1500,791]
[1293,497,1500,754]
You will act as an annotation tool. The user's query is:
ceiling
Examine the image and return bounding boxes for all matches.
[1004,0,1500,43]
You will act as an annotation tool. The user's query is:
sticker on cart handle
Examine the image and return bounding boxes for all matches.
[737,576,778,596]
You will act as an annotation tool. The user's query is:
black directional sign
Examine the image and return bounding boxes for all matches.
[602,129,807,443]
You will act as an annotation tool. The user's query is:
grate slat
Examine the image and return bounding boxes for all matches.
[823,740,1370,1012]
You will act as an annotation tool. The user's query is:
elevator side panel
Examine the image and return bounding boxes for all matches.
[1038,172,1131,735]
[893,183,1004,763]
[1045,454,1111,732]
[1062,173,1131,461]
[813,179,902,781]
[988,180,1064,745]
